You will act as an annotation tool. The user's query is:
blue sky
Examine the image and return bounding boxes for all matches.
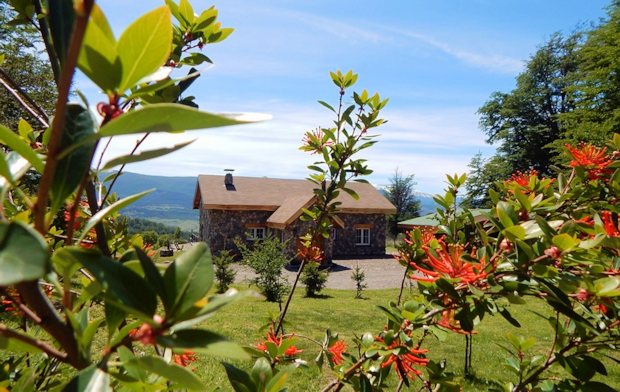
[80,0,611,194]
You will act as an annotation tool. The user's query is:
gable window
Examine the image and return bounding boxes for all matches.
[247,227,266,241]
[355,228,370,246]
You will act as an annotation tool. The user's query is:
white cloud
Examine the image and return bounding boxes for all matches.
[96,102,494,194]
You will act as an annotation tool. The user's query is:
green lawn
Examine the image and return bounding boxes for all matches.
[192,286,620,391]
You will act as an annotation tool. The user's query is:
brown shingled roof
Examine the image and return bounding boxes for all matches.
[193,175,396,222]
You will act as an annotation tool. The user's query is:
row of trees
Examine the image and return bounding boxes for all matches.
[463,2,620,207]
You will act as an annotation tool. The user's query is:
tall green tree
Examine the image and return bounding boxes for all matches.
[461,153,510,208]
[478,32,583,176]
[385,169,420,243]
[560,3,620,146]
[0,1,56,130]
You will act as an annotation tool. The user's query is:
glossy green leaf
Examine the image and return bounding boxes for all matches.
[79,189,153,241]
[101,140,194,171]
[503,225,526,241]
[251,357,272,390]
[78,5,121,92]
[172,289,252,330]
[62,366,111,392]
[0,151,31,191]
[135,247,168,304]
[163,243,213,319]
[178,0,195,24]
[0,124,44,173]
[593,276,620,297]
[552,233,580,251]
[99,104,266,137]
[266,366,293,392]
[51,104,96,213]
[157,329,249,360]
[125,355,204,390]
[117,6,172,91]
[0,221,48,285]
[223,362,255,392]
[47,0,74,64]
[57,247,157,318]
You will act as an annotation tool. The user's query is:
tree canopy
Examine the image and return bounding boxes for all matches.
[385,169,420,242]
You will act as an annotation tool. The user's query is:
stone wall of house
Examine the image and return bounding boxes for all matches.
[201,209,274,256]
[200,208,387,260]
[332,213,388,257]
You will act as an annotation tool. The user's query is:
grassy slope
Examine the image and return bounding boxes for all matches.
[194,286,620,391]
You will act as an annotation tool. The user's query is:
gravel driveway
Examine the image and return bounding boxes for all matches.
[233,255,410,290]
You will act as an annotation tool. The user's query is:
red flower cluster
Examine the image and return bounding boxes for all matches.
[602,211,620,238]
[255,329,303,360]
[380,344,429,379]
[301,129,335,154]
[409,242,491,286]
[128,315,163,346]
[327,340,346,366]
[172,350,198,367]
[505,170,538,189]
[438,309,475,335]
[297,245,324,263]
[64,201,96,248]
[566,143,613,180]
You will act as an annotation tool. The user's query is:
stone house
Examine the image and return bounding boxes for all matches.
[193,174,396,260]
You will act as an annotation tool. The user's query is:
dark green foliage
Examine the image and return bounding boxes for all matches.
[125,217,189,238]
[235,236,290,302]
[141,230,158,246]
[462,154,510,209]
[560,4,620,147]
[0,3,56,130]
[351,264,367,299]
[213,250,236,293]
[301,261,328,297]
[385,169,420,243]
[478,32,582,177]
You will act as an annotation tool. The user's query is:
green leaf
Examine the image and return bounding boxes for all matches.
[135,247,168,304]
[0,221,48,285]
[0,151,31,191]
[503,225,526,241]
[125,355,204,390]
[51,104,96,213]
[47,0,74,64]
[552,233,580,251]
[78,5,121,92]
[178,0,195,24]
[0,124,44,173]
[62,366,111,392]
[251,357,273,390]
[266,366,293,392]
[223,362,255,392]
[57,247,157,318]
[101,140,194,171]
[163,243,213,320]
[79,189,153,241]
[117,6,172,91]
[593,277,620,297]
[99,104,267,137]
[158,329,249,360]
[341,187,359,200]
[317,100,335,113]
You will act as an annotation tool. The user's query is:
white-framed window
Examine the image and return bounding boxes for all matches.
[247,227,266,241]
[355,228,370,246]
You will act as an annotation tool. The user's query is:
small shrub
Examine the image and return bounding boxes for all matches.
[235,236,290,302]
[213,250,236,293]
[301,261,328,297]
[351,264,367,299]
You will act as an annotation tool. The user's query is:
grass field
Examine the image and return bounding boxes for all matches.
[191,286,620,391]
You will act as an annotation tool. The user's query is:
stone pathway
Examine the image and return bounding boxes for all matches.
[232,256,410,290]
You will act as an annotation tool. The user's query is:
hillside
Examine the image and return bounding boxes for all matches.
[107,172,199,231]
[109,172,439,231]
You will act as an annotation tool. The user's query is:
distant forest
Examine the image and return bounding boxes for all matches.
[125,217,192,239]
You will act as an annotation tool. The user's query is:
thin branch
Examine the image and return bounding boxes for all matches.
[0,68,50,128]
[0,324,67,362]
[32,0,61,84]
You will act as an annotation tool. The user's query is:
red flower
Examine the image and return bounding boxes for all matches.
[602,211,620,238]
[327,340,346,365]
[381,346,429,380]
[255,329,282,351]
[297,245,324,263]
[301,129,334,154]
[438,309,476,335]
[505,170,538,188]
[409,243,491,285]
[566,143,613,180]
[284,345,304,357]
[173,350,197,367]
